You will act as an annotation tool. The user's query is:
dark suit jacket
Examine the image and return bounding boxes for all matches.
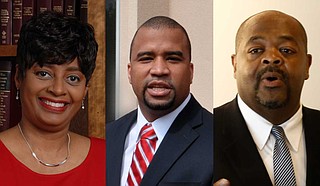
[213,97,320,186]
[106,95,213,186]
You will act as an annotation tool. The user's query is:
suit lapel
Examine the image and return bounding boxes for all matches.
[106,110,137,186]
[217,98,272,186]
[302,107,320,185]
[223,133,272,185]
[140,96,202,186]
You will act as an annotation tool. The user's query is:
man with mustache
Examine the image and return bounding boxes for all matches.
[214,10,320,186]
[107,16,213,186]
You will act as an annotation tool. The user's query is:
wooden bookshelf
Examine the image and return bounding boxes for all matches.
[87,0,106,139]
[0,45,17,56]
[0,0,106,139]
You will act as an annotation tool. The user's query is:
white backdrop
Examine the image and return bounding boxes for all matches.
[213,0,320,110]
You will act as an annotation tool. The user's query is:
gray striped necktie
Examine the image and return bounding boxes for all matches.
[271,126,297,186]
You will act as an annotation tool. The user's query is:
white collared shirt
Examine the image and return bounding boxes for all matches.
[120,94,191,186]
[237,95,306,186]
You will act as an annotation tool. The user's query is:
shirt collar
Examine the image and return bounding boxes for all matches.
[237,95,303,152]
[136,94,191,143]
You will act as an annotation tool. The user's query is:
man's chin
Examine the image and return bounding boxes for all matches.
[256,97,288,110]
[255,91,288,109]
[145,102,173,110]
[144,98,175,111]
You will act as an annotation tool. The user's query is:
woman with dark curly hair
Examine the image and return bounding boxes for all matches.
[0,11,105,185]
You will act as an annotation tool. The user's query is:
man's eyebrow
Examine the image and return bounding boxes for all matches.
[136,51,184,57]
[246,35,298,44]
[247,35,264,44]
[278,35,299,44]
[136,51,154,58]
[165,51,183,56]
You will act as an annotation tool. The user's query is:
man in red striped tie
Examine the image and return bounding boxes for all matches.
[107,16,214,186]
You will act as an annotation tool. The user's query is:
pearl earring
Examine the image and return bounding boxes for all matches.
[16,89,19,100]
[81,99,85,110]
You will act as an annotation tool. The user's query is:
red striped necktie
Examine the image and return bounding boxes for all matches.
[127,123,158,186]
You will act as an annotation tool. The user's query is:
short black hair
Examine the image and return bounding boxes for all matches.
[129,16,191,61]
[16,11,98,85]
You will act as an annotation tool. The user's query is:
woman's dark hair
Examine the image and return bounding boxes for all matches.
[16,11,98,85]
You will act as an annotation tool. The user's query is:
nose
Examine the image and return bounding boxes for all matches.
[261,49,283,66]
[150,57,170,76]
[48,78,67,96]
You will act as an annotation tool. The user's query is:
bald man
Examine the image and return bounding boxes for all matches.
[214,10,320,186]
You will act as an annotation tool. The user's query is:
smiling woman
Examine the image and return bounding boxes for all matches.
[0,11,105,185]
[20,59,87,123]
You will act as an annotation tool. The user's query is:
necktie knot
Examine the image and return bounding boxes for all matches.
[271,126,285,141]
[140,124,157,141]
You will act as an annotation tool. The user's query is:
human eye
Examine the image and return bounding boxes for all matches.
[280,47,296,55]
[248,48,263,54]
[138,56,153,63]
[167,56,183,62]
[66,75,82,85]
[34,70,52,80]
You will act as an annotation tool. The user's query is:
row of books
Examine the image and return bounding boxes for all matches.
[0,59,21,131]
[0,0,88,45]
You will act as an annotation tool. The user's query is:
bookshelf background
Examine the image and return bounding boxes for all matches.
[0,0,106,139]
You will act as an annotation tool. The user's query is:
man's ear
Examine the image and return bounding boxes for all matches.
[231,54,237,79]
[305,54,312,80]
[128,63,132,84]
[189,62,194,84]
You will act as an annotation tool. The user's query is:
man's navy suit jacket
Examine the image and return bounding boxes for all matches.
[107,95,213,186]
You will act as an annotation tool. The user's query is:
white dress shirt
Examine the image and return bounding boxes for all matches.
[120,94,191,186]
[237,95,306,186]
